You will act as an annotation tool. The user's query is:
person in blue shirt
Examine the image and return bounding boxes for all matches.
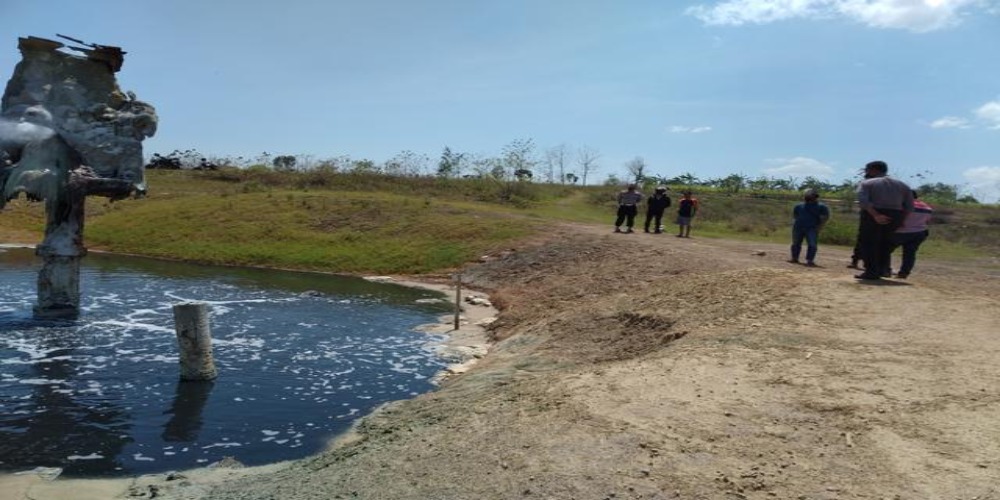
[789,189,831,267]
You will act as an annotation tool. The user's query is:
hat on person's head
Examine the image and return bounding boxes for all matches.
[865,160,888,173]
[655,186,667,192]
[627,183,637,190]
[803,188,819,200]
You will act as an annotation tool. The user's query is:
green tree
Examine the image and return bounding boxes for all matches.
[800,176,836,193]
[718,173,748,194]
[917,182,959,203]
[272,155,297,172]
[351,159,379,174]
[437,146,466,178]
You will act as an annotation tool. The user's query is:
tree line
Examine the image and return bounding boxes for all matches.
[146,141,979,204]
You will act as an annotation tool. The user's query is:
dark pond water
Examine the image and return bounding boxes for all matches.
[0,247,452,477]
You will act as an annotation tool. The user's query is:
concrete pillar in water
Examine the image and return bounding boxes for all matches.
[1,36,158,319]
[172,303,218,381]
[33,255,82,319]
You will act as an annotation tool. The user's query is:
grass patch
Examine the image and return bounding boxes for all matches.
[83,190,534,274]
[2,169,997,274]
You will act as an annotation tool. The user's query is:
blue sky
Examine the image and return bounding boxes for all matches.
[3,0,999,201]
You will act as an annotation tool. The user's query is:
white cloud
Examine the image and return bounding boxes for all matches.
[962,166,1000,203]
[761,156,837,178]
[669,125,713,133]
[687,0,989,33]
[974,100,1000,129]
[929,116,972,128]
[926,98,1000,130]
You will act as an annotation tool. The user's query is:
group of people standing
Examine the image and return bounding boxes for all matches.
[786,160,932,279]
[850,160,932,280]
[612,159,933,280]
[614,184,698,238]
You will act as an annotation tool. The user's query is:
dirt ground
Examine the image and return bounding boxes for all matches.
[4,223,999,499]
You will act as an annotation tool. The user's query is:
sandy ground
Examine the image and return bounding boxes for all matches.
[2,223,999,499]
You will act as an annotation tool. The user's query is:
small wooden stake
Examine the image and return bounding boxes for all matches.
[453,273,462,331]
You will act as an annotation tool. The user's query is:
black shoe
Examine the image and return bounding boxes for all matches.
[644,229,650,233]
[653,230,662,234]
[787,259,800,264]
[854,273,881,280]
[895,272,909,279]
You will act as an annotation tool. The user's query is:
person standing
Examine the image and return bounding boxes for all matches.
[854,161,913,280]
[614,184,643,233]
[643,186,672,233]
[675,191,698,238]
[788,189,830,267]
[889,190,932,279]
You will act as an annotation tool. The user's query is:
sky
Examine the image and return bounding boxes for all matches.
[2,0,999,201]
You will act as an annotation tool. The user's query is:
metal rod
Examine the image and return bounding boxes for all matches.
[453,274,462,331]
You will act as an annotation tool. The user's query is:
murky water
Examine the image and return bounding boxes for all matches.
[0,247,452,477]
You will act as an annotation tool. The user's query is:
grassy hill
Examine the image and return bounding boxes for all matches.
[1,168,997,274]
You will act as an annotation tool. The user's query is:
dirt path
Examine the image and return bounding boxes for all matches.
[6,224,999,499]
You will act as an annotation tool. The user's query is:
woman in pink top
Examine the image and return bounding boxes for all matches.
[890,190,932,279]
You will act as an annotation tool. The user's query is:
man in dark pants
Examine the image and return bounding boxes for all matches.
[854,161,914,280]
[614,184,643,233]
[643,186,672,233]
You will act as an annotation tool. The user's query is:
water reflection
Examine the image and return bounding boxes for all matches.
[1,327,130,475]
[0,247,451,477]
[162,381,215,442]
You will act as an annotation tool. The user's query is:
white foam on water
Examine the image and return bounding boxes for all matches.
[212,337,265,348]
[202,442,242,449]
[67,453,104,461]
[19,378,66,385]
[128,354,176,363]
[3,339,64,360]
[88,319,174,334]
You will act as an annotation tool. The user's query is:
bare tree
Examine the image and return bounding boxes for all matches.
[545,144,567,184]
[384,150,429,176]
[501,139,537,181]
[576,146,600,186]
[625,156,647,184]
[467,153,497,178]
